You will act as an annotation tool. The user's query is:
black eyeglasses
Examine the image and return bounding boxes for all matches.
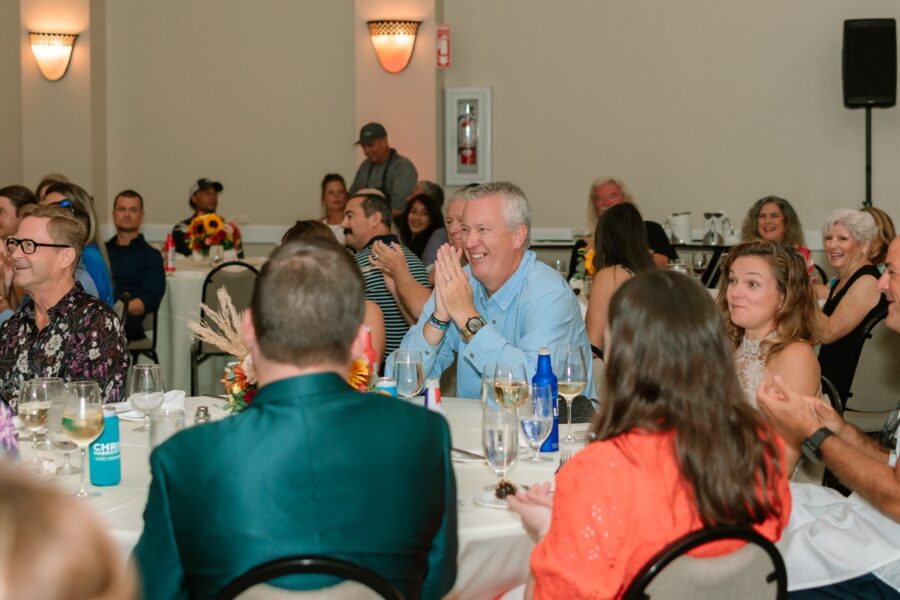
[6,238,72,255]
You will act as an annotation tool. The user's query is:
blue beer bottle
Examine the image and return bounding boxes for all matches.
[89,406,121,486]
[534,347,559,453]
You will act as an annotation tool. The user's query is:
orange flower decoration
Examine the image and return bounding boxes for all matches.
[348,358,371,391]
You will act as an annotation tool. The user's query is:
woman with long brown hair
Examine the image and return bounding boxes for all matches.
[509,270,790,599]
[509,270,790,598]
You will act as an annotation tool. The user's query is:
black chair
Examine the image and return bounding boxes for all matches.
[820,375,843,416]
[814,263,828,285]
[190,261,259,396]
[623,526,787,600]
[128,309,159,365]
[215,555,404,600]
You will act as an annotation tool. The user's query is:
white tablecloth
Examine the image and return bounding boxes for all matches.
[155,256,266,394]
[26,396,584,600]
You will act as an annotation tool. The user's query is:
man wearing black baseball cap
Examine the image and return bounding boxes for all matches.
[348,122,418,216]
[171,178,223,255]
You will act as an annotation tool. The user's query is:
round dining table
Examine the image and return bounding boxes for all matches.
[21,395,588,600]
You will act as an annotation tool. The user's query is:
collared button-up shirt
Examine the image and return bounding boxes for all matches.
[0,283,129,411]
[391,251,594,399]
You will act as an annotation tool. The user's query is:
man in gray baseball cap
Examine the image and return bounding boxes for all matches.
[349,122,418,216]
[171,177,223,255]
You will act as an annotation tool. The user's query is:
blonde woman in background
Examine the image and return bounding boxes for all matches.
[0,465,135,599]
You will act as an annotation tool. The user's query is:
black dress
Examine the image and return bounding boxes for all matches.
[818,264,888,404]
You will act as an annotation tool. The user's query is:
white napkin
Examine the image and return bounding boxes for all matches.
[116,390,186,421]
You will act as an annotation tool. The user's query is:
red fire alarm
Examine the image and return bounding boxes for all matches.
[436,24,450,69]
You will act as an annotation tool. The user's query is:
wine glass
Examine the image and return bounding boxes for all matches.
[482,401,519,490]
[129,364,165,432]
[62,381,105,498]
[493,363,529,409]
[480,363,496,407]
[210,244,225,266]
[691,252,709,280]
[555,344,587,444]
[553,259,567,278]
[47,382,81,475]
[520,383,554,462]
[394,351,424,402]
[17,380,53,473]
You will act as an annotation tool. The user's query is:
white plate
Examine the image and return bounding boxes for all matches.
[452,449,485,464]
[472,490,509,510]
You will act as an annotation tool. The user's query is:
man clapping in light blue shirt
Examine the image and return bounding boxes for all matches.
[389,181,593,399]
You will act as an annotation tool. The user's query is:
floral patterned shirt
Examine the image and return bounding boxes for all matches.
[0,283,129,412]
[0,402,17,460]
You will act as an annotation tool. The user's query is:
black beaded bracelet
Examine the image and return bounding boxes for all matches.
[428,313,450,331]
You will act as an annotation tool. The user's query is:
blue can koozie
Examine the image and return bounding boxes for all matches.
[534,348,559,453]
[89,406,121,486]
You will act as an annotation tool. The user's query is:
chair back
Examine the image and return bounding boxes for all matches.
[215,555,404,600]
[820,375,843,416]
[623,526,787,600]
[844,313,900,432]
[198,261,260,356]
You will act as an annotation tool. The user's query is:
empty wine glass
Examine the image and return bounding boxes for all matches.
[480,363,497,407]
[32,378,65,452]
[17,380,53,473]
[555,344,587,444]
[493,363,529,409]
[62,381,105,498]
[48,382,80,475]
[692,252,709,279]
[520,383,554,462]
[129,364,165,432]
[482,401,518,489]
[210,244,225,266]
[394,351,424,402]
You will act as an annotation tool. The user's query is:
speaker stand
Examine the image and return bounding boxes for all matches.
[865,106,873,207]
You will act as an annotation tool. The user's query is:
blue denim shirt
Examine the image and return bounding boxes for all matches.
[388,251,594,399]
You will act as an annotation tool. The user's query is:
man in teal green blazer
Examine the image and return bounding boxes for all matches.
[134,239,457,600]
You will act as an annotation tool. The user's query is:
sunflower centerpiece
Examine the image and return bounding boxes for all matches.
[186,213,243,258]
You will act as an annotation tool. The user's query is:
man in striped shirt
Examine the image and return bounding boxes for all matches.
[342,189,429,355]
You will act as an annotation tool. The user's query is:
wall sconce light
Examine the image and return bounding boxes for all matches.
[30,32,78,81]
[367,20,421,74]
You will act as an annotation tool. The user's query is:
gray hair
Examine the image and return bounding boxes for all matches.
[822,208,878,244]
[587,176,633,228]
[468,181,532,246]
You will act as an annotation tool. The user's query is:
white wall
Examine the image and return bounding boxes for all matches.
[442,0,900,244]
[0,2,22,185]
[103,0,357,228]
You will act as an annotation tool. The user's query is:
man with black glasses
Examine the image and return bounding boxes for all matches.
[0,205,128,411]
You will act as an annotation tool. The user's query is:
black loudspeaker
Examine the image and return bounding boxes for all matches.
[843,19,897,108]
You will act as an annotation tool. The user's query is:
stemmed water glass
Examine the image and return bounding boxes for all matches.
[47,381,80,475]
[555,344,587,444]
[482,400,518,491]
[520,383,554,462]
[493,363,529,409]
[62,381,105,498]
[394,351,424,402]
[129,364,165,432]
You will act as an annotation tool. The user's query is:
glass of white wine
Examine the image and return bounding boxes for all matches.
[482,400,519,489]
[555,344,587,444]
[394,351,424,402]
[493,363,529,409]
[34,378,65,451]
[18,380,53,473]
[129,364,165,432]
[520,383,554,462]
[62,381,105,498]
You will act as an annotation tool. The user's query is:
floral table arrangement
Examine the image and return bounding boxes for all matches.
[186,213,243,259]
[188,288,374,414]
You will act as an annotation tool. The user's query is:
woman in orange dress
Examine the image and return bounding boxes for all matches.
[509,269,791,599]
